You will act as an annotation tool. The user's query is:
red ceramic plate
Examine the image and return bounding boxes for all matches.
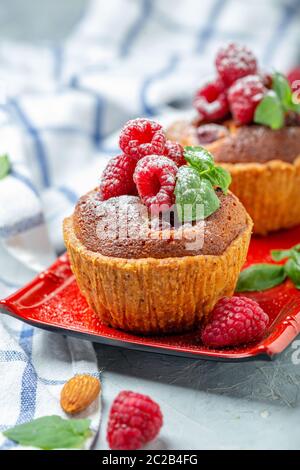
[1,226,300,362]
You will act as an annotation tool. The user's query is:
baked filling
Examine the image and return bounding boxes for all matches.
[73,190,248,259]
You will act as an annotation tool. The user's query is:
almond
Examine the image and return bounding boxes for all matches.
[60,374,101,415]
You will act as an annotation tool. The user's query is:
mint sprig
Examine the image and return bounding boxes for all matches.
[3,415,92,450]
[175,146,231,222]
[254,72,300,130]
[237,243,300,292]
[0,154,10,180]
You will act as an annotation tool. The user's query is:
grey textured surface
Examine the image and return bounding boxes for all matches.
[95,343,300,449]
[1,0,300,450]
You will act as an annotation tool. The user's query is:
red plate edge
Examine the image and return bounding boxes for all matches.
[1,226,300,362]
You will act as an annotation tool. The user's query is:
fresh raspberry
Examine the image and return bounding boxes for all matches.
[193,79,229,121]
[201,296,269,348]
[216,43,257,86]
[228,75,267,124]
[107,391,163,450]
[119,118,166,160]
[133,155,177,213]
[164,140,185,166]
[100,154,137,200]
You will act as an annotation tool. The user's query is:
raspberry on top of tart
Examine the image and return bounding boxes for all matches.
[64,118,252,334]
[167,43,300,235]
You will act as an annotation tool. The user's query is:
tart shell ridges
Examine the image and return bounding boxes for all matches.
[63,215,252,335]
[221,157,300,235]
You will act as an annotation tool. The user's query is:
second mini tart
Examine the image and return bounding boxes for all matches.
[167,43,300,235]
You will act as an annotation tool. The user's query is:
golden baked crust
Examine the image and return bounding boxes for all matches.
[220,157,300,235]
[167,120,300,235]
[63,214,252,335]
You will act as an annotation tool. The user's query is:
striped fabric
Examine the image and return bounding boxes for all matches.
[0,0,299,449]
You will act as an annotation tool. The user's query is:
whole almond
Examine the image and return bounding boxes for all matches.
[60,374,101,415]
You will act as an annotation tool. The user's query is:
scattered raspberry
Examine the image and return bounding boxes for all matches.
[100,154,137,200]
[193,79,229,121]
[107,391,163,450]
[228,75,267,124]
[119,118,166,160]
[164,140,185,166]
[197,124,229,144]
[133,155,178,213]
[216,43,257,86]
[201,296,269,348]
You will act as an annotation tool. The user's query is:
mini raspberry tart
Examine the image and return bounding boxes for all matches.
[167,43,300,235]
[64,119,252,334]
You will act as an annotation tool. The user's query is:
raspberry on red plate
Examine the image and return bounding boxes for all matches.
[216,43,257,86]
[193,79,229,122]
[164,140,185,166]
[133,155,178,213]
[201,296,269,348]
[100,154,137,200]
[228,75,267,125]
[107,391,163,450]
[119,118,166,160]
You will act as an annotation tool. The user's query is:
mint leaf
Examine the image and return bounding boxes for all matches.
[236,264,287,292]
[3,415,91,450]
[175,166,219,221]
[254,92,284,130]
[272,72,293,111]
[184,146,231,193]
[271,243,300,261]
[203,166,231,194]
[184,146,214,172]
[0,154,10,180]
[285,258,300,289]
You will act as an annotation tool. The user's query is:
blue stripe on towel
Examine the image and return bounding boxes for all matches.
[9,100,50,188]
[196,0,227,54]
[140,54,179,116]
[1,325,36,449]
[10,170,39,197]
[57,186,79,204]
[70,77,105,148]
[0,213,44,239]
[120,0,152,56]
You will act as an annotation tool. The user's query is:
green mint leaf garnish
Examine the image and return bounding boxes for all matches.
[3,415,92,450]
[285,258,300,289]
[272,72,293,111]
[184,146,214,172]
[175,145,231,222]
[254,92,284,130]
[0,154,11,180]
[236,264,287,292]
[203,166,232,194]
[175,165,220,222]
[254,72,300,130]
[237,243,300,292]
[271,244,300,261]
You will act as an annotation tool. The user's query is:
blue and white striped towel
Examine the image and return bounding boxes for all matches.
[0,0,299,449]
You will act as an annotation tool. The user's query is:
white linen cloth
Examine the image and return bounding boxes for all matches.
[0,0,299,449]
